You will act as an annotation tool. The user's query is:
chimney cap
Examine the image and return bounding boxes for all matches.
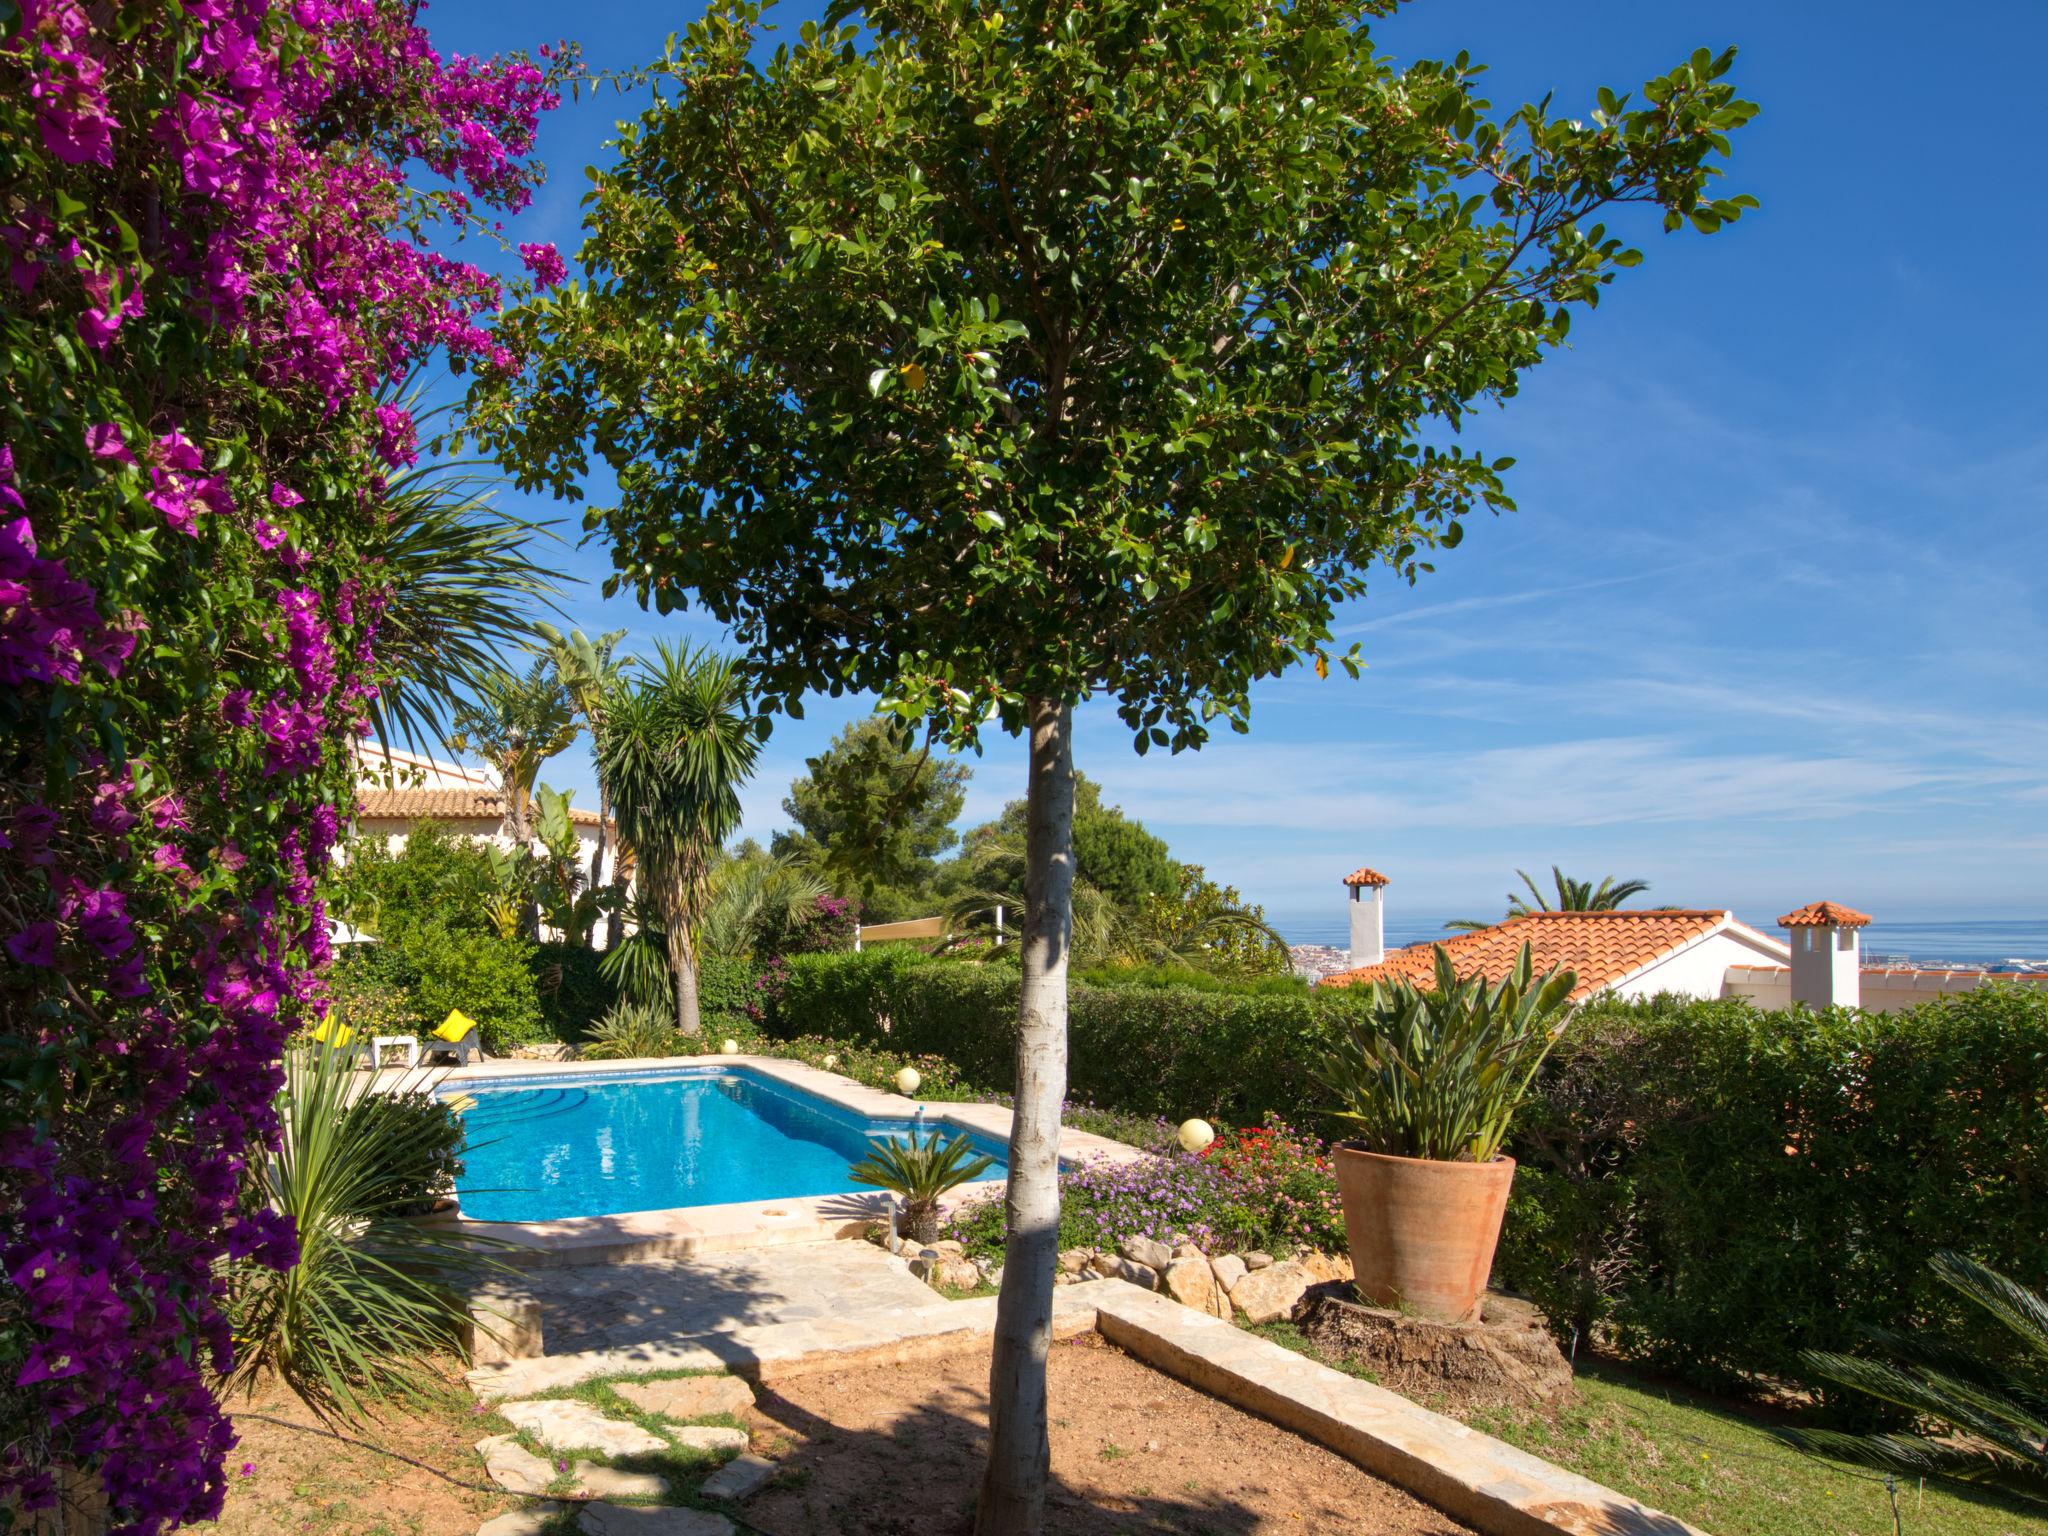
[1777,900,1872,930]
[1342,867,1391,889]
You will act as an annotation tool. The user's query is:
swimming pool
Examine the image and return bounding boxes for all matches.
[444,1066,1011,1223]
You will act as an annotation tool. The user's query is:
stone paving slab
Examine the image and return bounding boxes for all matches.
[1089,1282,1706,1536]
[698,1450,777,1502]
[498,1399,669,1457]
[470,1279,1117,1401]
[517,1240,939,1355]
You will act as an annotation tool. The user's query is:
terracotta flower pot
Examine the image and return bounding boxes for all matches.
[1331,1144,1516,1324]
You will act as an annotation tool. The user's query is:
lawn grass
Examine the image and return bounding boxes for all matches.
[1246,1325,2046,1536]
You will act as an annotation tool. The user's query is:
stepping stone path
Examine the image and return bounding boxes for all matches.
[698,1451,778,1502]
[477,1507,563,1536]
[613,1376,755,1419]
[475,1435,554,1496]
[499,1399,671,1458]
[475,1434,671,1501]
[577,1506,737,1535]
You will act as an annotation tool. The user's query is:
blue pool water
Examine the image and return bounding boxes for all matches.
[445,1067,1010,1223]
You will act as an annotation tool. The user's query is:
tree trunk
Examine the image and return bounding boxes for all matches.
[504,766,542,942]
[975,698,1075,1536]
[665,872,703,1037]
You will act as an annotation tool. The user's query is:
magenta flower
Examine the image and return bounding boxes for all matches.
[519,241,567,289]
[85,424,134,466]
[6,922,61,968]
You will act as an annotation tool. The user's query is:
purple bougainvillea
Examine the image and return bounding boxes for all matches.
[0,4,572,1529]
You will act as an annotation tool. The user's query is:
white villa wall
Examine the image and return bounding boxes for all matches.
[1607,923,1790,1002]
[1724,965,2048,1015]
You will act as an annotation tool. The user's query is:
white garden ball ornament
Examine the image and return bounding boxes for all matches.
[1177,1118,1216,1154]
[894,1066,922,1095]
[821,1053,839,1072]
[720,1038,740,1056]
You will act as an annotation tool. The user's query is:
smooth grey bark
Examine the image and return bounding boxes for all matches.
[975,698,1075,1536]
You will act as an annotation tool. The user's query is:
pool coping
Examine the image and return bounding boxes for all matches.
[421,1052,1145,1267]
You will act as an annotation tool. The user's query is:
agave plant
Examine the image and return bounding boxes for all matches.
[579,998,682,1060]
[223,1040,499,1421]
[1318,942,1577,1162]
[1790,1251,2048,1504]
[849,1127,997,1243]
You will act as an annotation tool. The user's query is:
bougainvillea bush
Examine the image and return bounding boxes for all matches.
[945,1117,1345,1262]
[0,3,566,1528]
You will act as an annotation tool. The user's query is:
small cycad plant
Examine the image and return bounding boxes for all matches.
[1318,942,1576,1162]
[1791,1251,2048,1504]
[850,1127,997,1244]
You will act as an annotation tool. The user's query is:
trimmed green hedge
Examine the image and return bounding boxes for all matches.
[772,950,2048,1396]
[1497,987,2048,1393]
[768,947,1372,1124]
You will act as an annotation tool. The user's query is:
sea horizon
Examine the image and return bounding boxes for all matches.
[1269,913,2048,972]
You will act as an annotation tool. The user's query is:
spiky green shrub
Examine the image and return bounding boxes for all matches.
[1317,943,1577,1161]
[579,999,683,1060]
[1791,1251,2048,1503]
[224,1042,497,1420]
[849,1127,997,1243]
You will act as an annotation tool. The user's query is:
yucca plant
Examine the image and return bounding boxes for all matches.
[1318,942,1577,1161]
[1790,1251,2048,1504]
[849,1127,998,1244]
[580,998,683,1060]
[223,1040,499,1421]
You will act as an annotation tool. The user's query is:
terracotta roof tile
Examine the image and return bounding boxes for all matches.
[1319,910,1735,1001]
[1777,900,1872,929]
[1341,867,1391,888]
[355,787,604,827]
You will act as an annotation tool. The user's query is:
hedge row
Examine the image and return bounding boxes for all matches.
[1498,987,2048,1391]
[770,949,2048,1394]
[769,948,1375,1124]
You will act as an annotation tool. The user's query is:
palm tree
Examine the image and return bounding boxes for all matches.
[537,623,633,947]
[354,389,562,757]
[1790,1251,2048,1505]
[446,660,580,847]
[697,849,829,961]
[595,642,761,1035]
[1447,866,1653,933]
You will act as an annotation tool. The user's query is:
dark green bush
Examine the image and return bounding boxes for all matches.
[331,821,498,938]
[532,941,616,1041]
[769,947,1370,1124]
[339,924,546,1052]
[1496,987,2048,1396]
[1072,961,1310,996]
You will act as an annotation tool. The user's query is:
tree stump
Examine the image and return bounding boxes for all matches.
[1294,1285,1575,1411]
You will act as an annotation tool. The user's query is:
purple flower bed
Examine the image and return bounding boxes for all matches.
[945,1115,1346,1261]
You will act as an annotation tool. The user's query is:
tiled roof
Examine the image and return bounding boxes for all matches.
[356,788,604,827]
[1341,867,1391,888]
[1320,910,1737,1001]
[1777,900,1872,929]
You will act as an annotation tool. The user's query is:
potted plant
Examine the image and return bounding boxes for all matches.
[849,1126,997,1245]
[1318,943,1575,1324]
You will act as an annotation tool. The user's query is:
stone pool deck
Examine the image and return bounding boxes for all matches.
[410,1052,1141,1266]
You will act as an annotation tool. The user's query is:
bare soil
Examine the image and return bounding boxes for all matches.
[200,1363,515,1536]
[745,1333,1469,1536]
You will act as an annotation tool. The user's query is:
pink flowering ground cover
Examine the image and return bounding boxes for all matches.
[0,3,572,1529]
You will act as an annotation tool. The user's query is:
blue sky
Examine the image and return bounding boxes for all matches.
[421,0,2048,939]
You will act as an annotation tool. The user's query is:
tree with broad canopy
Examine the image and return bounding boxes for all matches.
[471,1,1754,1526]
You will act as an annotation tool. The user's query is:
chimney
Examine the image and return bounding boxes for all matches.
[1777,900,1871,1011]
[1343,867,1390,968]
